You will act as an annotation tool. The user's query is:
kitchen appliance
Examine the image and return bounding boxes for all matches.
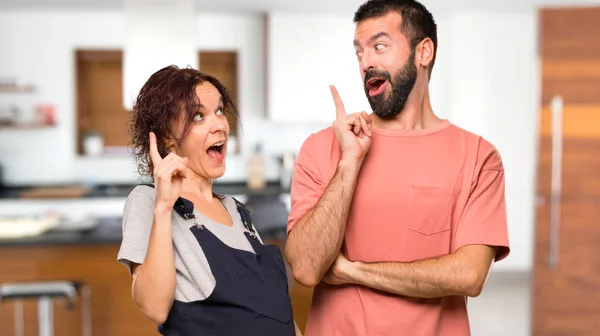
[247,143,266,192]
[0,163,4,189]
[276,152,296,190]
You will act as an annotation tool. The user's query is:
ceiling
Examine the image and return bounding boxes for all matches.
[1,0,600,12]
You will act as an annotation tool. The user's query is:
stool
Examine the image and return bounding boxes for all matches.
[0,280,92,336]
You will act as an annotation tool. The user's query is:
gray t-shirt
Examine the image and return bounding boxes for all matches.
[116,185,262,302]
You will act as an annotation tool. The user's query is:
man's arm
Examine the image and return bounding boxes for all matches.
[285,85,372,288]
[285,159,360,288]
[328,244,496,298]
[324,144,509,299]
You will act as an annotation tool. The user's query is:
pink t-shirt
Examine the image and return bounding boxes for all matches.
[287,120,510,336]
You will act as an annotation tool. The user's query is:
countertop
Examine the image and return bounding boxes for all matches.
[0,216,288,248]
[0,181,290,200]
[0,217,123,247]
[0,181,290,247]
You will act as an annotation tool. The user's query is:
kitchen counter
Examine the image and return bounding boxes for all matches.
[0,217,123,247]
[0,182,307,335]
[0,234,311,336]
[0,181,290,200]
[0,181,291,248]
[0,215,288,248]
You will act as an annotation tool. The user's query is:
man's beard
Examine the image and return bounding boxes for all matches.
[364,50,417,120]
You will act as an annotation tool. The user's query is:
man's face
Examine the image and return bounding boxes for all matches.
[354,11,418,120]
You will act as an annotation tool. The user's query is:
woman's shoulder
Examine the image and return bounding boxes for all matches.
[124,184,156,211]
[128,184,156,197]
[220,195,251,221]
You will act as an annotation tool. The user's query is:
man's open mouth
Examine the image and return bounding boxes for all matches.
[366,77,388,97]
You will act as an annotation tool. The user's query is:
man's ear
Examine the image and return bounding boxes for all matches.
[416,37,434,69]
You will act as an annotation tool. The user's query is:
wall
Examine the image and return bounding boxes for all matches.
[431,9,539,272]
[0,10,328,186]
[0,8,538,272]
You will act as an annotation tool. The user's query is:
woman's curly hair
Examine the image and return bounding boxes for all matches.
[128,65,239,180]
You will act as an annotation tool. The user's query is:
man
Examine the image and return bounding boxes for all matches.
[285,0,510,335]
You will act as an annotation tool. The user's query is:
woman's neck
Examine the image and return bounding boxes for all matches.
[181,170,214,202]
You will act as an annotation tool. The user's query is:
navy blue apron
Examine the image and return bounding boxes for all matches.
[155,191,295,336]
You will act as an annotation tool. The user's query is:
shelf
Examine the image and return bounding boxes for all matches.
[0,123,55,130]
[0,84,36,93]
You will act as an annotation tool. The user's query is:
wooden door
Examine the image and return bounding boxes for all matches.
[533,7,600,335]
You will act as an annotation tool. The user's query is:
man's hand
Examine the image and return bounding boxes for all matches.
[322,253,355,286]
[330,85,373,164]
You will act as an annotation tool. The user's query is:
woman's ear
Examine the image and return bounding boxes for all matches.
[166,138,178,154]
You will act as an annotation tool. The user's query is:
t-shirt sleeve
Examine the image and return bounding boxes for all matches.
[116,186,156,274]
[453,147,510,262]
[287,134,326,234]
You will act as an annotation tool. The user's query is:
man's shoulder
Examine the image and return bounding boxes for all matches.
[305,126,336,146]
[447,123,503,171]
[294,126,340,180]
[447,122,484,143]
[298,126,338,158]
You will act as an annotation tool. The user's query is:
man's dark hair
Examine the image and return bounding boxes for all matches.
[354,0,438,78]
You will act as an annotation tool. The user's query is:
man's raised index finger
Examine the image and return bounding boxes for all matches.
[329,85,347,119]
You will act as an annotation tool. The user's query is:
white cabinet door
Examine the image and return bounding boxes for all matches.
[266,12,372,122]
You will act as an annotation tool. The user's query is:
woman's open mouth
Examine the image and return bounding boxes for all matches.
[366,78,388,97]
[206,140,226,164]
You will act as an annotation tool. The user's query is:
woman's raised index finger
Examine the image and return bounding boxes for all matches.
[149,132,162,164]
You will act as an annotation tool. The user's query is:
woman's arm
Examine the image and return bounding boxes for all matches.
[130,207,177,324]
[130,132,188,324]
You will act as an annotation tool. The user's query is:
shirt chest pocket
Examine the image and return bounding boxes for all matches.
[405,185,453,235]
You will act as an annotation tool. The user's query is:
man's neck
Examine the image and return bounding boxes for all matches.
[373,86,443,131]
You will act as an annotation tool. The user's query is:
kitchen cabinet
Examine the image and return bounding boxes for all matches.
[266,12,371,122]
[0,228,313,335]
[0,244,156,336]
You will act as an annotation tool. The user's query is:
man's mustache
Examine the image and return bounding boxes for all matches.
[364,70,392,86]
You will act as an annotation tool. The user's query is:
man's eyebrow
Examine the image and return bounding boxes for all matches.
[354,31,391,47]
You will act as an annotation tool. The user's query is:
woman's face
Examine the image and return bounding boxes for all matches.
[173,82,229,180]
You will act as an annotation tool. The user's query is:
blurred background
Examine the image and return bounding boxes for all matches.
[0,0,599,335]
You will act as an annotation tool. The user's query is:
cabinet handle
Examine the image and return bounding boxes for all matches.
[548,95,563,269]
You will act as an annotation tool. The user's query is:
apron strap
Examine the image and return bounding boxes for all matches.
[232,198,256,234]
[138,184,255,236]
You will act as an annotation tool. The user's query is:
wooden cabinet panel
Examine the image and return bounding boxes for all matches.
[0,241,314,335]
[0,245,157,336]
[199,51,239,137]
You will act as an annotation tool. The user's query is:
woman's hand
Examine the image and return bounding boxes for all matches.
[149,132,188,212]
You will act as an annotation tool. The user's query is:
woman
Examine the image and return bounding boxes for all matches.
[117,65,300,335]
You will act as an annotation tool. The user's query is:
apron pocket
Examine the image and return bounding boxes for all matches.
[238,267,293,324]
